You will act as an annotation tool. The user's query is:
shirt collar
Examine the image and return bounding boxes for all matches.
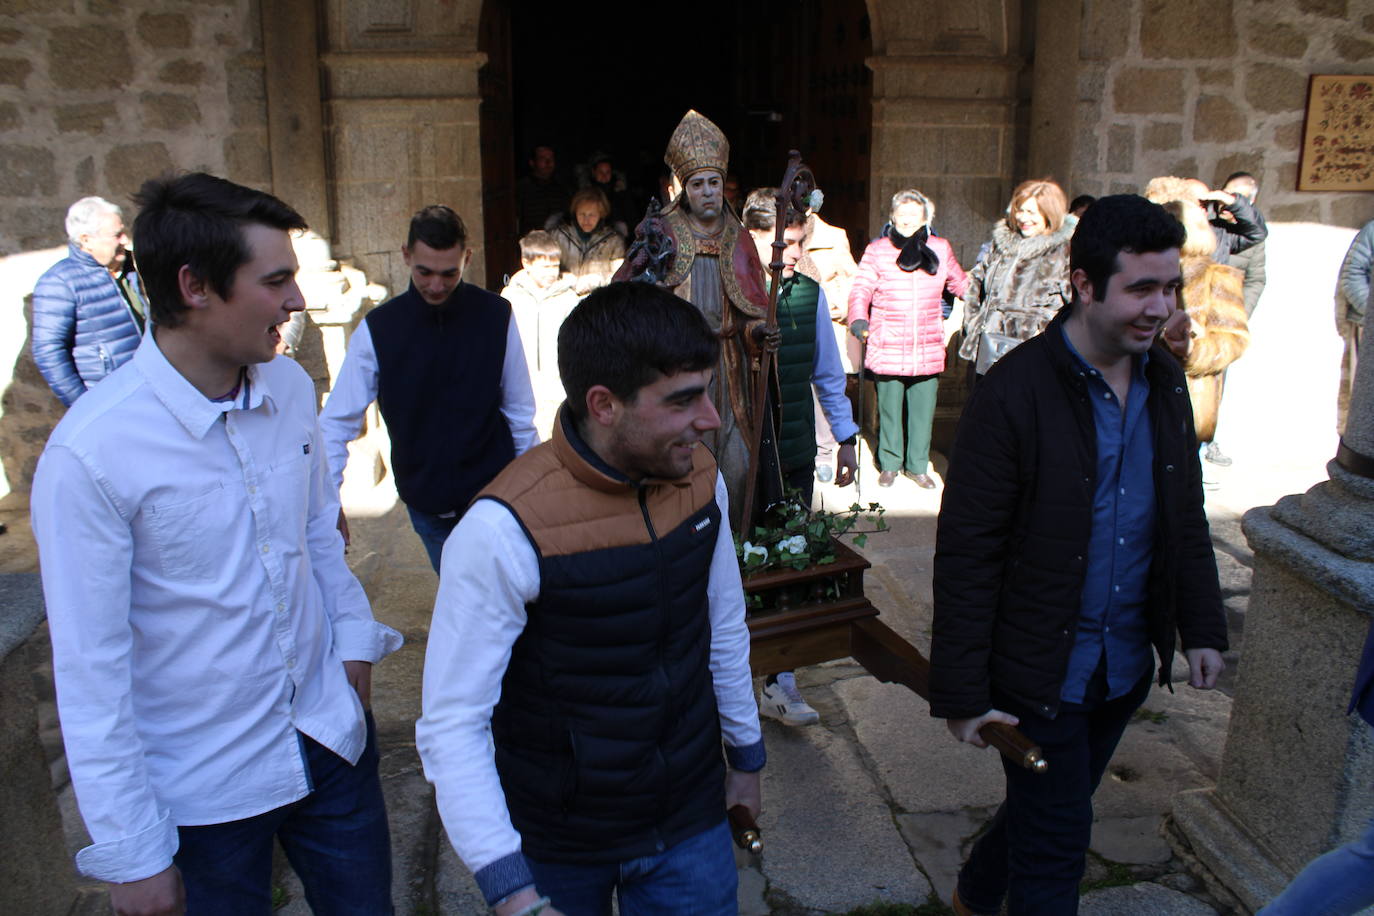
[1059,324,1150,384]
[134,332,275,439]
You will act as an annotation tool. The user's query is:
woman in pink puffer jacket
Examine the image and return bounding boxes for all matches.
[848,189,969,489]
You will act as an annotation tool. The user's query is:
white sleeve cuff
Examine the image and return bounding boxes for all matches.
[74,809,178,884]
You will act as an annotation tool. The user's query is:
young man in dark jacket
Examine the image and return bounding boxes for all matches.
[931,194,1228,916]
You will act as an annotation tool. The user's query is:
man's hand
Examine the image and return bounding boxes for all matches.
[1185,648,1224,689]
[1161,309,1191,361]
[1197,189,1237,207]
[945,709,1020,748]
[337,509,351,548]
[834,443,858,487]
[494,888,566,916]
[725,769,762,821]
[109,865,184,916]
[344,660,373,709]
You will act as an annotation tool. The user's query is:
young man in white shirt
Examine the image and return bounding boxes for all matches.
[319,205,539,572]
[31,172,403,916]
[417,282,764,916]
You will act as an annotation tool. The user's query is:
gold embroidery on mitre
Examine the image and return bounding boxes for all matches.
[665,110,729,184]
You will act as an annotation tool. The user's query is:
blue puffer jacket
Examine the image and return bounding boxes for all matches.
[31,245,145,406]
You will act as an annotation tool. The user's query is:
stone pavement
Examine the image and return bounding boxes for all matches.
[6,222,1349,914]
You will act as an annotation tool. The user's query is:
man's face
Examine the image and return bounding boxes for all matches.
[530,147,556,181]
[524,254,560,289]
[780,225,805,278]
[1073,248,1182,361]
[605,368,720,481]
[1223,177,1256,202]
[80,211,129,271]
[404,241,468,305]
[593,161,613,184]
[684,171,723,225]
[748,228,772,270]
[575,202,602,233]
[201,223,304,366]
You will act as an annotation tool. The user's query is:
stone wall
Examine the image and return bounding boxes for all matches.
[0,0,268,253]
[1075,0,1374,227]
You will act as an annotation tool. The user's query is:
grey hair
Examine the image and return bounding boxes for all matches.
[889,188,933,225]
[65,197,122,243]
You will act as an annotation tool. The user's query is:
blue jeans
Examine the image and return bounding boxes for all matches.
[173,713,393,915]
[1259,815,1374,915]
[527,820,738,916]
[407,505,460,574]
[957,670,1151,915]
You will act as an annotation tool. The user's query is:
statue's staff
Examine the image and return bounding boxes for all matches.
[739,150,815,527]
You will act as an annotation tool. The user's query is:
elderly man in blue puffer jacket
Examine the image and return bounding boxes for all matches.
[31,196,148,406]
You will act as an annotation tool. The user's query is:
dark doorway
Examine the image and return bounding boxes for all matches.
[479,0,873,291]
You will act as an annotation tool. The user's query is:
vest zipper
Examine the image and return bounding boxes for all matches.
[637,488,673,827]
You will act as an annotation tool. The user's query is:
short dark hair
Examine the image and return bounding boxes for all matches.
[132,172,306,328]
[742,188,777,231]
[1070,194,1186,302]
[1069,194,1096,214]
[407,205,466,251]
[558,282,720,421]
[1223,171,1259,199]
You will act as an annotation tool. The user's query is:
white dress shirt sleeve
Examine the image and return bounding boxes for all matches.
[500,315,540,455]
[416,498,539,886]
[305,404,402,662]
[31,446,178,884]
[812,288,860,444]
[318,319,379,494]
[707,473,765,763]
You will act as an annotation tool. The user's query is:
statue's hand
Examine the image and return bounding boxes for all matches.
[749,322,782,354]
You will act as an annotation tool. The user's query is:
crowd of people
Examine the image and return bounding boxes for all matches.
[23,103,1374,916]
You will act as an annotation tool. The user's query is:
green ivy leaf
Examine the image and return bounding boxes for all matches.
[852,533,868,548]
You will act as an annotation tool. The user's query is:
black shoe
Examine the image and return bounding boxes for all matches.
[1204,442,1232,467]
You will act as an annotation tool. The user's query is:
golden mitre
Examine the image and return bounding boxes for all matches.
[664,110,729,184]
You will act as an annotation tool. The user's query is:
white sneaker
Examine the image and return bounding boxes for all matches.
[759,672,820,726]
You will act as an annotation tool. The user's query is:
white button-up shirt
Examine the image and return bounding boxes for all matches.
[30,334,403,884]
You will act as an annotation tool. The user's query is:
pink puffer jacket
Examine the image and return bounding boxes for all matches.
[847,234,969,377]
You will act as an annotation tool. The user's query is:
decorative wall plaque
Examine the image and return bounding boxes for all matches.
[1299,75,1374,191]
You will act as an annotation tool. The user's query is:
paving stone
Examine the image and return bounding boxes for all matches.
[833,676,1006,814]
[435,839,486,914]
[895,808,989,905]
[758,717,930,912]
[1094,708,1219,819]
[1080,881,1220,914]
[1091,814,1172,865]
[1214,548,1252,598]
[737,863,770,916]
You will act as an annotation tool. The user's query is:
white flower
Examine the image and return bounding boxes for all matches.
[808,188,825,213]
[779,535,808,554]
[742,542,768,562]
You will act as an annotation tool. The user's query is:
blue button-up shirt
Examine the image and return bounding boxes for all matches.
[1060,329,1155,704]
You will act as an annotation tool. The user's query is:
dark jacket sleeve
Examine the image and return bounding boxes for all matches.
[930,376,1023,719]
[31,270,85,407]
[1167,365,1228,653]
[1214,196,1267,259]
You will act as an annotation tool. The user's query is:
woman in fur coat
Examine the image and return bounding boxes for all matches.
[1155,192,1250,444]
[959,179,1074,375]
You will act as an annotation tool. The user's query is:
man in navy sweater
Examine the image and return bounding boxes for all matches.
[320,205,538,571]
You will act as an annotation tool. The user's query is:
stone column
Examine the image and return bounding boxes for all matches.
[1171,308,1374,910]
[261,0,330,235]
[1025,0,1079,185]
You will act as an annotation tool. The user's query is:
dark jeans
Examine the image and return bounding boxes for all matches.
[957,670,1151,915]
[406,505,460,574]
[174,713,393,915]
[527,820,738,916]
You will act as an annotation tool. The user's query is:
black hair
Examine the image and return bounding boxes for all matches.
[132,172,306,329]
[406,205,466,251]
[558,282,720,421]
[1070,194,1186,301]
[1069,194,1096,213]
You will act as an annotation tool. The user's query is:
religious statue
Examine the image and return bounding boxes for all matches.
[616,110,774,528]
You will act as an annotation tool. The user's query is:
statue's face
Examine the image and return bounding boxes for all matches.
[684,170,723,225]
